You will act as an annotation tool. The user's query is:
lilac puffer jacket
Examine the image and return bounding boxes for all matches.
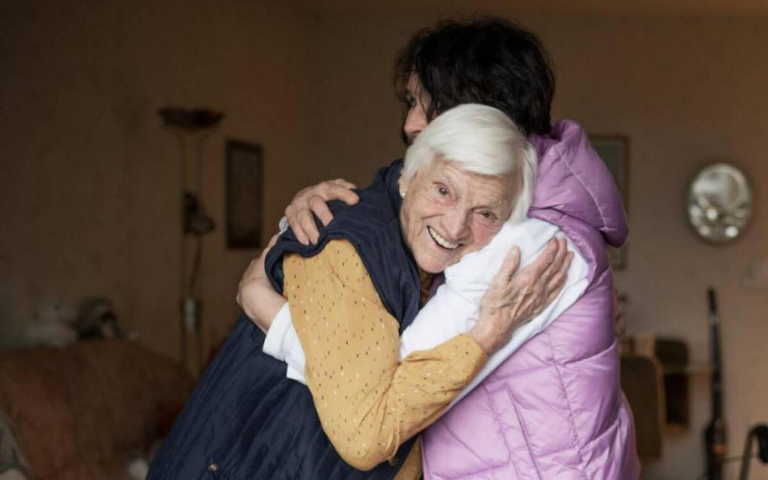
[421,120,640,480]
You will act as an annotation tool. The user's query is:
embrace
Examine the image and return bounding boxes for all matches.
[148,18,639,480]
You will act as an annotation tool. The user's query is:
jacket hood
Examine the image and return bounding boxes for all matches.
[528,120,628,248]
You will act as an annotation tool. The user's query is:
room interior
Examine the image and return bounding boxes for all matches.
[1,0,767,479]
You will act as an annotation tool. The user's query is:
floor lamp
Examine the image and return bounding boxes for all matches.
[159,107,224,375]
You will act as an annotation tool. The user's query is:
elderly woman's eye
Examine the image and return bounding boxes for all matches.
[437,186,449,196]
[479,210,496,221]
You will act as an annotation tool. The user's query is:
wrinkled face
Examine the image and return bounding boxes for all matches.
[399,159,515,274]
[403,74,430,144]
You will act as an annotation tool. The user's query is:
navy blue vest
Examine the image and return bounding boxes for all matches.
[148,161,422,480]
[265,160,421,331]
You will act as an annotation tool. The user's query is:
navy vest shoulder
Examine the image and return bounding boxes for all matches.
[266,160,421,331]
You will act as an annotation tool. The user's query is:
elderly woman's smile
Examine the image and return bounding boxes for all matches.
[400,159,515,274]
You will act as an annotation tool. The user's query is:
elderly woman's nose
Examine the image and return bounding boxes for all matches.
[443,210,471,239]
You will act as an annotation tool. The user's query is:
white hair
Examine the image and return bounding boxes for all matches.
[403,104,538,223]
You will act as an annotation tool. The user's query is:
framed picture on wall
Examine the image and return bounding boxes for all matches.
[226,140,264,249]
[591,135,629,270]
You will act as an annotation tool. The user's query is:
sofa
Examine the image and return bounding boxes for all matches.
[0,340,193,480]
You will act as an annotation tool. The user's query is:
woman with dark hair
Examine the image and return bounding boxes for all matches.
[271,17,639,480]
[395,18,555,139]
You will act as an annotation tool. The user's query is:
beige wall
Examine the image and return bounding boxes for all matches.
[2,2,766,479]
[0,0,316,359]
[541,15,768,480]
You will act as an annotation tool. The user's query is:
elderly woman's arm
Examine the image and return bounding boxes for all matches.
[282,239,486,470]
[239,234,569,469]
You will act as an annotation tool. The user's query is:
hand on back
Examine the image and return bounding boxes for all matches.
[468,238,573,355]
[284,178,359,245]
[237,234,286,333]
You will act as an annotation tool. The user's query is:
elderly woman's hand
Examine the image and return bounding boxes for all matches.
[284,179,359,245]
[468,237,573,355]
[237,234,287,333]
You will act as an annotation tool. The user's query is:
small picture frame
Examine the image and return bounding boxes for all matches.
[226,140,264,249]
[591,136,630,270]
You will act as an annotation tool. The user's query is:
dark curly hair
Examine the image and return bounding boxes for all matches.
[395,18,555,138]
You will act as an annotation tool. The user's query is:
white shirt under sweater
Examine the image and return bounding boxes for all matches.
[263,217,589,407]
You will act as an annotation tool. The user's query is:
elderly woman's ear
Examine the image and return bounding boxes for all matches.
[398,176,409,198]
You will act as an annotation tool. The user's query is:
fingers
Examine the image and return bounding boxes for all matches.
[309,196,334,227]
[263,233,279,253]
[299,208,322,245]
[532,238,568,290]
[497,246,522,282]
[500,238,570,315]
[326,182,360,205]
[484,246,521,305]
[532,238,560,276]
[313,180,359,204]
[527,242,572,318]
[531,237,566,280]
[549,238,569,280]
[323,183,360,206]
[332,178,357,190]
[286,209,311,245]
[473,238,576,355]
[256,235,280,272]
[553,238,568,266]
[544,251,573,298]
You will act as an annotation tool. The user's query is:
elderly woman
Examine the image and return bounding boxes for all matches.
[147,104,568,480]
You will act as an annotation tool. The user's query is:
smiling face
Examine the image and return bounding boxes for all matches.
[399,158,515,273]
